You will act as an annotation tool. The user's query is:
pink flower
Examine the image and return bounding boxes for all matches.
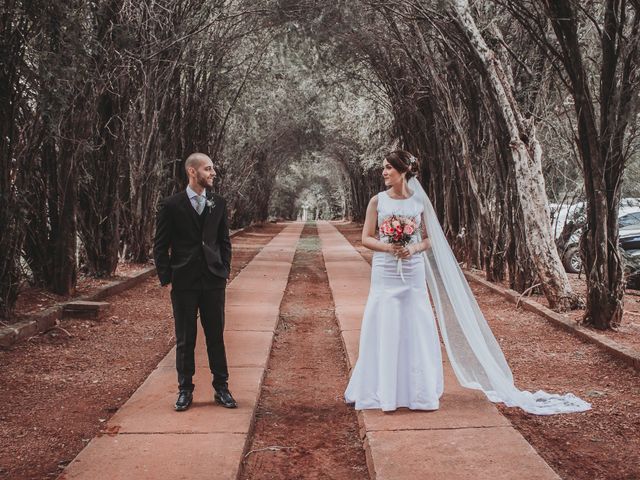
[379,214,418,246]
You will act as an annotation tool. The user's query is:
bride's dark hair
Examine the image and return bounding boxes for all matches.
[385,150,419,180]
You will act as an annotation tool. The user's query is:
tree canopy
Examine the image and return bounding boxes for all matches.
[2,0,639,329]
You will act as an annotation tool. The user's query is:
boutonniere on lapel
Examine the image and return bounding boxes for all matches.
[205,195,216,213]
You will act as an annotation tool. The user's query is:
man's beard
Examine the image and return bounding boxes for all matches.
[197,174,211,189]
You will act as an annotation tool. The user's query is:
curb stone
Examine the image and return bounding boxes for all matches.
[0,267,156,348]
[464,270,640,372]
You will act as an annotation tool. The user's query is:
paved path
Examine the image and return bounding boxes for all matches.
[60,221,561,479]
[317,221,560,480]
[60,222,304,480]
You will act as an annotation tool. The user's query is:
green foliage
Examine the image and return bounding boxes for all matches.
[3,0,638,321]
[221,29,390,224]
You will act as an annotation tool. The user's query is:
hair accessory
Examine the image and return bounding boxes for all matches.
[408,155,417,164]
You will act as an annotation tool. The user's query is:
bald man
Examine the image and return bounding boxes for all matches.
[153,153,236,411]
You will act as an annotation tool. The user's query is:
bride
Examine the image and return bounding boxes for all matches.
[345,150,591,415]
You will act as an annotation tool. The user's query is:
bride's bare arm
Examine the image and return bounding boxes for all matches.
[361,196,395,254]
[398,217,430,259]
[409,221,431,255]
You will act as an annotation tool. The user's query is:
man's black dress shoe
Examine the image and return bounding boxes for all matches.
[214,388,237,408]
[175,390,193,411]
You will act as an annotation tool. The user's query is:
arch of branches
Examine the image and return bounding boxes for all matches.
[2,0,639,331]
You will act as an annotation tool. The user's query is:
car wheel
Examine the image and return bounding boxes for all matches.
[563,246,582,273]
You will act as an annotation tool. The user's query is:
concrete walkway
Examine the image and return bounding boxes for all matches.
[317,221,560,480]
[60,222,304,480]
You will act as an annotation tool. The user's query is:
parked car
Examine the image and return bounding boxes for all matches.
[620,224,640,258]
[550,199,640,274]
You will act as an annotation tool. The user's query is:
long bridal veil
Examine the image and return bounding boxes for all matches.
[408,177,591,415]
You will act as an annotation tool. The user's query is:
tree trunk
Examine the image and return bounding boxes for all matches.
[79,90,123,277]
[78,0,126,277]
[49,134,79,295]
[22,4,81,296]
[451,0,581,311]
[0,8,26,316]
[541,0,640,328]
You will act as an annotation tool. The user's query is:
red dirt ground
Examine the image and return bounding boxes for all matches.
[0,223,285,480]
[335,221,640,480]
[240,223,369,480]
[6,263,150,322]
[485,267,640,353]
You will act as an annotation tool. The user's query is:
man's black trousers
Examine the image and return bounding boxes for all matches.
[170,288,228,392]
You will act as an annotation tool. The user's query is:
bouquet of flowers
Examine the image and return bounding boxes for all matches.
[379,215,417,246]
[379,215,418,283]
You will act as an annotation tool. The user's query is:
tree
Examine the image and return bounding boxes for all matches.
[0,0,34,316]
[543,0,640,328]
[77,0,131,277]
[443,0,581,310]
[501,0,640,328]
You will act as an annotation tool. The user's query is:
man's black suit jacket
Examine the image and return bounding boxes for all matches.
[153,190,232,290]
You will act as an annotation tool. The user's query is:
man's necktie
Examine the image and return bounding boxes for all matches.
[195,195,205,215]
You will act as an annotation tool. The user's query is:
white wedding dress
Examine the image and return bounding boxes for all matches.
[345,178,592,416]
[345,190,444,411]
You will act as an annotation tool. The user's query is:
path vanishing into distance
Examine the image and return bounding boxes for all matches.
[60,221,560,480]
